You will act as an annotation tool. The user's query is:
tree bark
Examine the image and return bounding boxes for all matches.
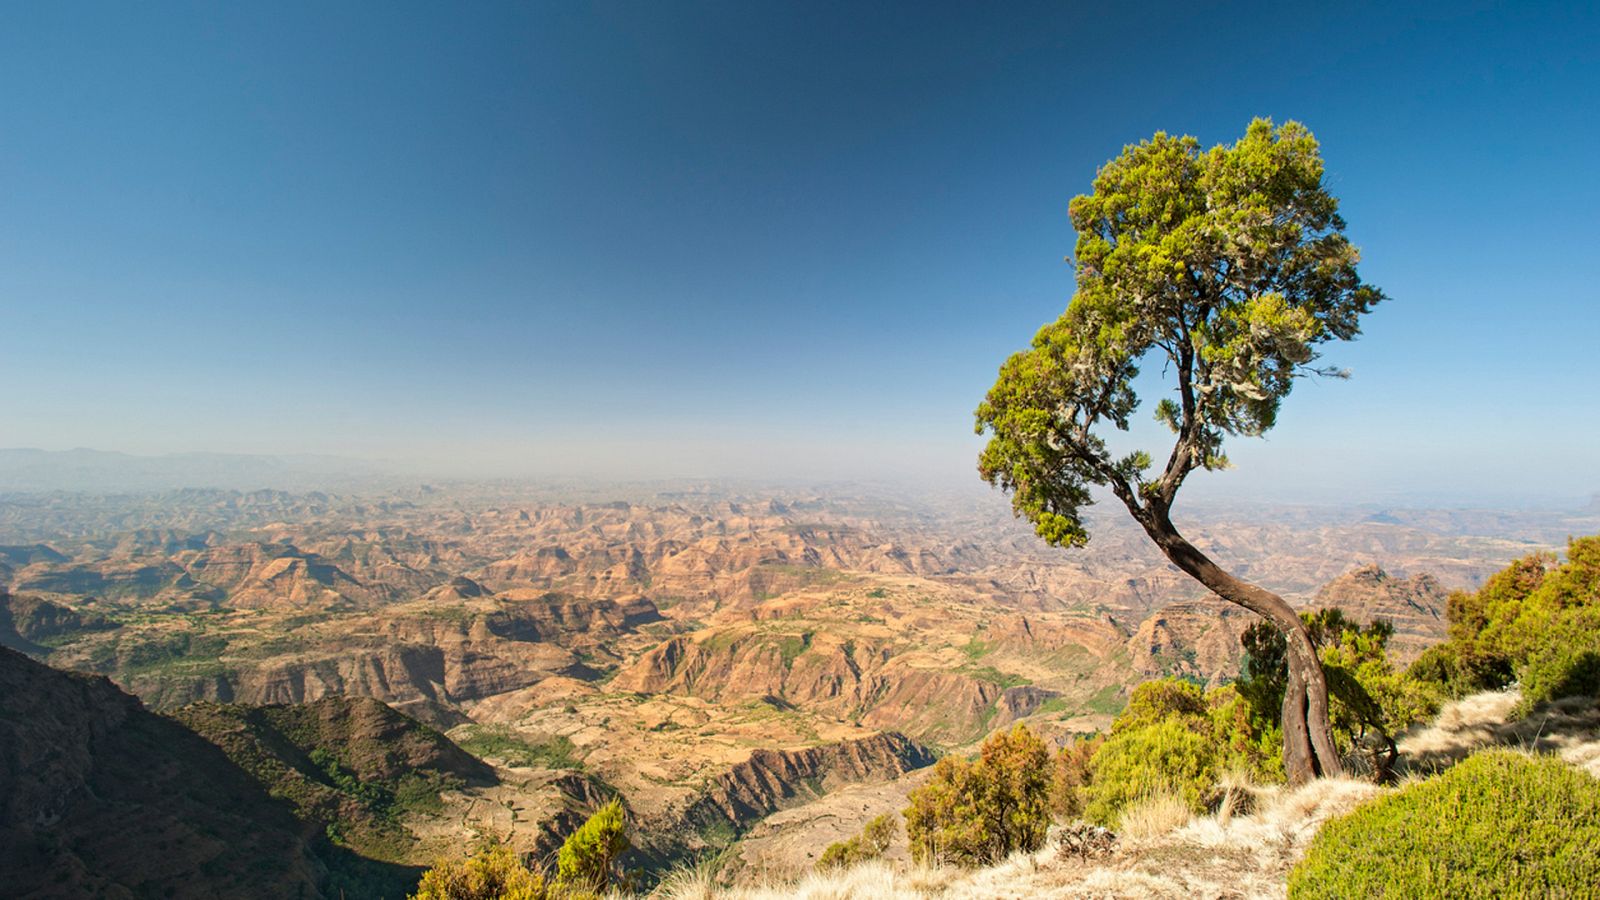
[1135,507,1343,785]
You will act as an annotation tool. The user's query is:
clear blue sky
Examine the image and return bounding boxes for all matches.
[1,1,1595,504]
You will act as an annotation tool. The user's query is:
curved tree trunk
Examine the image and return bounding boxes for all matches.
[1136,508,1343,785]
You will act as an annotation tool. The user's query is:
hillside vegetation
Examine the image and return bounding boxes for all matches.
[631,540,1600,898]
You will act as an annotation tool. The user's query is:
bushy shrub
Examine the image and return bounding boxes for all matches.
[1070,679,1280,826]
[904,723,1051,866]
[1289,750,1600,898]
[1410,536,1600,712]
[816,812,896,870]
[1083,719,1216,825]
[1112,678,1209,732]
[411,843,548,900]
[555,799,629,893]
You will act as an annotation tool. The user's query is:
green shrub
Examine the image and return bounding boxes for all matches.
[1289,750,1600,898]
[457,725,584,770]
[904,723,1052,866]
[1084,719,1217,825]
[1071,678,1281,826]
[411,843,549,900]
[1409,535,1600,712]
[555,799,629,893]
[1113,678,1208,733]
[816,812,897,870]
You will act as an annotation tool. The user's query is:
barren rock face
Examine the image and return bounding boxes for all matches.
[673,732,936,853]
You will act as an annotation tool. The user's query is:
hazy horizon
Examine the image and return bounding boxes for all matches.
[4,2,1596,508]
[2,445,1595,511]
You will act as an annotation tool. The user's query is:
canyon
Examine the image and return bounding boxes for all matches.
[3,481,1594,889]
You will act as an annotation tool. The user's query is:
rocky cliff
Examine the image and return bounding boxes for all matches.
[672,732,935,852]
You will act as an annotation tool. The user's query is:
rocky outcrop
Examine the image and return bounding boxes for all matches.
[678,732,935,843]
[186,542,395,609]
[1313,565,1449,666]
[617,630,1048,743]
[1127,599,1258,684]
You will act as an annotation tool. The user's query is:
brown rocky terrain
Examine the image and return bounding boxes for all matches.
[1,483,1593,886]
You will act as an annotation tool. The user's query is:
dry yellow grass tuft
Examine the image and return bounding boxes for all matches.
[1116,792,1191,841]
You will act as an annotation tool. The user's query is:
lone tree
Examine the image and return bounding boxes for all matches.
[975,118,1385,784]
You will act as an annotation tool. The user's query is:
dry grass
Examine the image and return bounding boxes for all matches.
[1398,688,1600,778]
[1116,793,1192,841]
[653,776,1380,899]
[652,859,947,900]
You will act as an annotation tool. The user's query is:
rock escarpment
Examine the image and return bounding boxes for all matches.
[679,732,935,842]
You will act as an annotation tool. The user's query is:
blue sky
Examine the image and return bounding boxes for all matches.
[1,1,1595,504]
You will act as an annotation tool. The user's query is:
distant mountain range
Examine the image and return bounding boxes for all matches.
[0,448,398,493]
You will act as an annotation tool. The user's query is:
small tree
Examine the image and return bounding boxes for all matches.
[555,799,629,894]
[410,843,548,900]
[976,118,1386,784]
[904,723,1052,866]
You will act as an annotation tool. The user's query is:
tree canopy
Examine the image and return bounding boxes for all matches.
[976,118,1385,547]
[976,118,1386,784]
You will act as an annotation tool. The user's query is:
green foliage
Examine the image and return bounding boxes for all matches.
[964,665,1031,689]
[904,724,1052,867]
[410,843,549,900]
[1112,678,1208,733]
[816,813,897,870]
[1409,536,1600,712]
[94,629,230,676]
[1237,609,1441,777]
[555,799,629,894]
[1289,750,1600,898]
[457,725,583,770]
[1076,678,1281,825]
[959,635,992,660]
[975,118,1384,548]
[1084,720,1216,825]
[308,746,390,809]
[1084,683,1126,716]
